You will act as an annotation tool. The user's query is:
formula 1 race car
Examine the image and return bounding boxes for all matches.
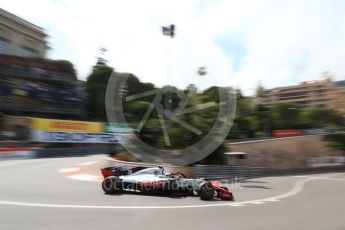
[101,166,234,201]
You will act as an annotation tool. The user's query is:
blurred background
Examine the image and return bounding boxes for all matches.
[0,3,344,169]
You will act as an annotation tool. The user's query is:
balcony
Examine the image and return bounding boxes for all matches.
[0,96,83,115]
[0,66,76,87]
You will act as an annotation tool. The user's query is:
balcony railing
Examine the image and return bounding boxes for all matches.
[0,97,83,115]
[0,67,76,87]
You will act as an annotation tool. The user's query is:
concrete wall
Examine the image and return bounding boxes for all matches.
[228,135,344,169]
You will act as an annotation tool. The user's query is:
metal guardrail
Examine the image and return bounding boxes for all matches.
[3,145,343,177]
[35,146,116,158]
[105,159,345,179]
[192,164,277,179]
[192,164,345,179]
[229,128,345,144]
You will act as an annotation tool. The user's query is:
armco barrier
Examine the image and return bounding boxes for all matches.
[105,159,345,180]
[0,148,35,160]
[192,164,345,179]
[105,159,285,179]
[192,164,278,179]
[35,146,116,158]
[0,146,118,160]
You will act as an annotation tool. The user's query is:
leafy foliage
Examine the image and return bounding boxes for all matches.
[85,65,344,164]
[85,65,113,121]
[271,102,301,129]
[300,108,344,128]
[324,134,345,152]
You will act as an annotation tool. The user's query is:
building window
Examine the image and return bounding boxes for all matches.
[0,36,10,54]
[20,45,38,57]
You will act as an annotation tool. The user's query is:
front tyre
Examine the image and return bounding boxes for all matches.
[198,182,215,200]
[102,176,122,194]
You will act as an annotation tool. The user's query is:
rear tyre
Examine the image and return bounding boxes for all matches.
[102,176,122,194]
[168,179,181,197]
[173,172,187,178]
[198,182,215,200]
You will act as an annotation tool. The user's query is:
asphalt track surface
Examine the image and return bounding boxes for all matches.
[0,156,344,230]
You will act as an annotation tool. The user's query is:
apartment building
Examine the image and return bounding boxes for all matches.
[0,8,47,57]
[0,9,85,119]
[261,75,345,116]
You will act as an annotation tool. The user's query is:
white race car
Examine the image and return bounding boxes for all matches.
[101,166,234,201]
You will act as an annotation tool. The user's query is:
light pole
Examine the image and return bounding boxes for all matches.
[162,24,175,112]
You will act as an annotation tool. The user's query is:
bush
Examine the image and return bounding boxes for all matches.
[324,134,345,151]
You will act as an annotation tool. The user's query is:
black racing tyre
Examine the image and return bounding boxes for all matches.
[174,172,187,178]
[198,182,215,200]
[175,172,187,178]
[168,179,180,196]
[102,176,122,194]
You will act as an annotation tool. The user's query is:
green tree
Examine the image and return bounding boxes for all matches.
[254,104,272,137]
[255,82,265,97]
[324,134,345,161]
[271,102,300,129]
[203,86,220,103]
[55,60,77,76]
[197,144,226,165]
[32,58,77,76]
[125,74,155,102]
[85,65,156,121]
[237,97,254,117]
[235,88,244,100]
[132,85,228,164]
[85,65,113,121]
[162,87,218,149]
[301,108,344,128]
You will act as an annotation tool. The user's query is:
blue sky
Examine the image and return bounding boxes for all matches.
[215,36,245,71]
[1,0,344,95]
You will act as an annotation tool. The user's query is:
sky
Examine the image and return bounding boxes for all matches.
[1,0,345,95]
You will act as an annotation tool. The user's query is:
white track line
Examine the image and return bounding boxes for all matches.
[294,175,345,181]
[59,167,80,173]
[66,174,102,182]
